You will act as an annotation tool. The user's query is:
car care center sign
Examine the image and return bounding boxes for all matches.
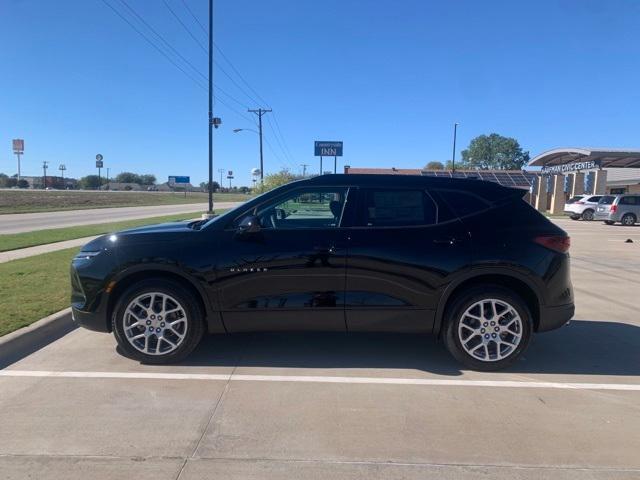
[314,141,343,157]
[541,159,601,174]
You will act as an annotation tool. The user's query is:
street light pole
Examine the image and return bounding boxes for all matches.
[207,0,214,214]
[42,161,48,189]
[248,108,272,185]
[452,122,459,173]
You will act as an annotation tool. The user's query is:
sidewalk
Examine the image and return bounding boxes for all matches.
[0,236,99,264]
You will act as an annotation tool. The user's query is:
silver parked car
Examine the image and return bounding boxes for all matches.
[564,194,603,221]
[595,194,640,226]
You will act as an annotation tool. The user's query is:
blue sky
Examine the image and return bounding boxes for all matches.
[1,0,639,186]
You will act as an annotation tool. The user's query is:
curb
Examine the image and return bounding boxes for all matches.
[0,308,76,368]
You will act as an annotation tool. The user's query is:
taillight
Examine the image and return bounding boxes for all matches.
[611,204,617,213]
[534,235,571,253]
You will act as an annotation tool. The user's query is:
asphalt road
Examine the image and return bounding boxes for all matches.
[1,218,639,479]
[0,202,240,234]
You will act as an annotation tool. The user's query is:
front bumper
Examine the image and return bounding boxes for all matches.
[71,304,111,332]
[537,303,575,332]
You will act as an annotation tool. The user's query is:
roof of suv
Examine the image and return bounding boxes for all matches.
[298,173,523,202]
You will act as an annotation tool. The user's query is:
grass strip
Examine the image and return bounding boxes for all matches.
[0,210,232,252]
[0,247,78,336]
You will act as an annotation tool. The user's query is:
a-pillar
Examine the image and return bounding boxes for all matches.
[534,175,547,212]
[594,169,608,194]
[571,172,585,197]
[549,174,565,215]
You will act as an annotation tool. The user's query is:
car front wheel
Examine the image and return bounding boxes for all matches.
[112,279,205,364]
[443,286,533,371]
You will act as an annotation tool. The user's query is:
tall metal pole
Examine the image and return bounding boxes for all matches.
[218,168,224,188]
[333,156,337,174]
[207,0,214,214]
[320,156,323,175]
[258,112,264,184]
[452,122,458,173]
[16,153,21,183]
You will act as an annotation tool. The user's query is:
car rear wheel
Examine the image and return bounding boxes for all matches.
[604,220,615,225]
[569,215,580,220]
[443,286,533,371]
[112,279,204,364]
[621,213,637,226]
[581,209,594,221]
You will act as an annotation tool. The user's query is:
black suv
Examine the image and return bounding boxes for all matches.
[71,174,574,370]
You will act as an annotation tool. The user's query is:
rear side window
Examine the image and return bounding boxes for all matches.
[359,189,437,227]
[587,196,602,203]
[620,196,639,205]
[432,189,490,218]
[599,196,616,205]
[567,195,585,204]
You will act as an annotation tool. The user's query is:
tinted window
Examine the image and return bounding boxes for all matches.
[255,188,347,229]
[360,189,436,227]
[433,189,490,218]
[567,195,585,204]
[586,196,602,203]
[620,196,639,205]
[599,196,616,205]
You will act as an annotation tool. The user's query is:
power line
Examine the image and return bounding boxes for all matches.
[161,0,208,53]
[100,0,208,91]
[265,114,294,165]
[180,0,207,35]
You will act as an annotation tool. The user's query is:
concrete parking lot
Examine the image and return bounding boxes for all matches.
[1,218,639,479]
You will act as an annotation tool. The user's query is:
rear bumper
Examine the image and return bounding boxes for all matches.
[537,303,574,332]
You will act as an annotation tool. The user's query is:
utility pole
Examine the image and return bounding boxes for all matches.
[59,164,66,189]
[218,168,225,189]
[248,108,272,185]
[300,163,309,177]
[106,167,110,190]
[207,0,214,214]
[42,161,48,189]
[452,122,459,173]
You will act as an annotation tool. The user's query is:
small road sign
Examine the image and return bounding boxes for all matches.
[168,176,190,185]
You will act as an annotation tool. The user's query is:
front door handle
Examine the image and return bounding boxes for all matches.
[433,237,458,245]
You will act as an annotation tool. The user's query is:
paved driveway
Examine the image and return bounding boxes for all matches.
[1,218,639,479]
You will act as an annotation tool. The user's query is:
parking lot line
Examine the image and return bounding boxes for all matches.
[2,369,640,391]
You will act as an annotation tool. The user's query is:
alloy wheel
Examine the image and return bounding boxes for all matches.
[457,298,523,362]
[123,292,188,355]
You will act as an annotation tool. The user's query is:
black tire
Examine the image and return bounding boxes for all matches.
[581,209,594,221]
[621,213,636,226]
[112,279,205,364]
[569,215,580,220]
[443,286,533,371]
[604,220,615,225]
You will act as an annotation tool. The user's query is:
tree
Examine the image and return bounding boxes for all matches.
[262,168,303,192]
[79,175,106,189]
[17,179,29,189]
[424,161,444,170]
[199,181,220,191]
[139,174,156,186]
[115,172,141,184]
[460,133,529,170]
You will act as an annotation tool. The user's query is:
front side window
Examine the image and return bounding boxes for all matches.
[587,196,602,203]
[359,189,437,227]
[255,187,348,229]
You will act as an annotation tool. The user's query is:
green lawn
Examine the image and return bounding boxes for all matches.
[0,210,231,252]
[0,190,250,214]
[0,247,78,337]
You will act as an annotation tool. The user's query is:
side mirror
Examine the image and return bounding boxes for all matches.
[237,215,261,234]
